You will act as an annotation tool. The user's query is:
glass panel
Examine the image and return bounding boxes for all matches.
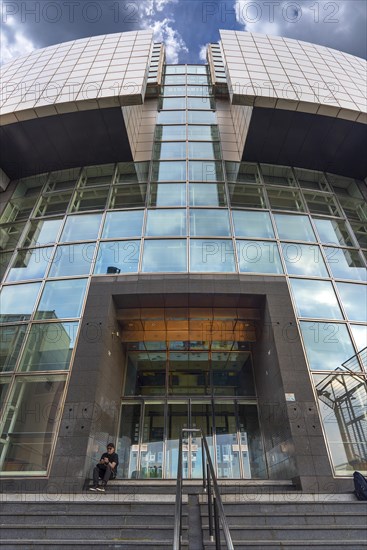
[190,210,230,237]
[189,184,226,207]
[0,325,27,373]
[336,283,367,322]
[233,211,274,238]
[18,322,79,372]
[118,403,141,478]
[146,209,186,237]
[313,218,354,247]
[187,74,208,84]
[157,111,186,124]
[162,85,186,96]
[165,65,186,74]
[94,241,140,274]
[49,243,95,277]
[187,111,216,124]
[152,162,186,182]
[154,142,186,160]
[266,188,305,211]
[281,244,328,277]
[350,325,367,354]
[188,142,221,159]
[290,279,343,319]
[313,373,367,475]
[35,279,87,320]
[214,403,241,479]
[155,125,186,140]
[229,184,266,208]
[0,377,10,412]
[116,162,149,184]
[35,192,73,217]
[6,247,52,282]
[0,374,66,474]
[81,164,114,187]
[140,403,164,478]
[188,161,223,182]
[226,162,260,184]
[1,195,39,224]
[190,240,236,272]
[124,351,166,396]
[45,168,79,192]
[149,184,187,207]
[0,222,25,250]
[164,75,186,84]
[323,248,367,282]
[102,211,144,239]
[303,191,340,216]
[188,126,219,141]
[0,283,41,323]
[60,213,102,242]
[142,240,187,272]
[187,85,211,97]
[109,184,147,208]
[213,352,255,396]
[191,401,214,473]
[159,97,186,109]
[237,404,267,478]
[350,222,367,249]
[274,214,316,242]
[261,164,296,186]
[300,322,355,370]
[166,403,188,479]
[237,241,283,274]
[0,251,13,282]
[70,188,109,212]
[21,219,62,248]
[294,168,328,191]
[187,97,214,110]
[169,353,210,395]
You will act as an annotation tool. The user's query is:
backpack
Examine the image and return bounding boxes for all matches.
[353,471,367,501]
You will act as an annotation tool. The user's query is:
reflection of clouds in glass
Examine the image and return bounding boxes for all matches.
[142,240,187,272]
[301,322,354,370]
[350,325,367,353]
[146,210,186,236]
[324,248,367,282]
[290,279,342,319]
[61,214,102,242]
[337,283,367,322]
[275,214,315,241]
[282,244,327,277]
[0,282,41,320]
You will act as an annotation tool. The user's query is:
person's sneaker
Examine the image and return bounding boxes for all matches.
[96,485,105,492]
[89,486,98,491]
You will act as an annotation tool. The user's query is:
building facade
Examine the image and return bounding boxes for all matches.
[0,30,366,493]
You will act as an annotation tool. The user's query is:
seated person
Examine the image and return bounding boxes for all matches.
[89,443,119,492]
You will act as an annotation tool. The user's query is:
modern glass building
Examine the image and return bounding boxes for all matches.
[0,30,366,493]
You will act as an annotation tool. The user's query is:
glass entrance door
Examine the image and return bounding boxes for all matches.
[118,399,267,479]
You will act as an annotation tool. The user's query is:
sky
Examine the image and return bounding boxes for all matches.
[1,0,366,65]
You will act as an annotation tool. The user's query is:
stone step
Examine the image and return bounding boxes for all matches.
[201,525,367,541]
[200,511,367,526]
[203,542,367,550]
[0,541,189,550]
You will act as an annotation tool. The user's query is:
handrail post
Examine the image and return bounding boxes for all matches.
[213,496,221,550]
[201,438,206,491]
[207,463,214,542]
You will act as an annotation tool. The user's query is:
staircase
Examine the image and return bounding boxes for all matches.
[200,493,367,549]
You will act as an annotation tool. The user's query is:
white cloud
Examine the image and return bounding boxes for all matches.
[0,16,35,65]
[149,18,188,63]
[199,43,209,62]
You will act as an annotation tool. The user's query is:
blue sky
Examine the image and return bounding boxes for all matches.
[1,0,366,65]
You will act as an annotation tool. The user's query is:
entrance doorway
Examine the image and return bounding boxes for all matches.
[117,399,267,479]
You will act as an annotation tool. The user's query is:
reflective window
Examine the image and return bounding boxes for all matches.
[0,377,10,412]
[0,325,27,372]
[49,243,95,277]
[266,188,305,211]
[0,222,25,250]
[102,211,144,239]
[190,209,230,237]
[188,161,223,182]
[190,240,236,272]
[233,211,274,238]
[0,374,66,474]
[290,279,343,319]
[350,325,367,354]
[313,373,367,476]
[159,97,186,109]
[94,241,140,274]
[237,241,283,274]
[350,222,367,249]
[35,279,87,320]
[0,283,41,323]
[313,218,354,247]
[18,322,79,372]
[149,184,186,207]
[274,214,316,242]
[303,191,340,216]
[60,213,102,242]
[142,240,187,272]
[157,111,186,124]
[109,184,147,208]
[21,219,62,248]
[226,162,260,184]
[188,142,221,159]
[70,188,109,212]
[188,126,219,141]
[282,244,328,277]
[323,248,367,282]
[229,185,266,209]
[187,111,216,124]
[187,85,211,97]
[152,162,186,182]
[189,184,226,206]
[116,162,149,184]
[146,209,187,237]
[336,283,367,322]
[154,142,186,160]
[81,164,114,187]
[6,247,52,282]
[35,192,73,217]
[187,97,214,110]
[155,125,186,140]
[300,322,355,370]
[0,251,13,282]
[162,85,186,96]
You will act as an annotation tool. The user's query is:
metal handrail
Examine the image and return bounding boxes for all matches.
[173,428,234,550]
